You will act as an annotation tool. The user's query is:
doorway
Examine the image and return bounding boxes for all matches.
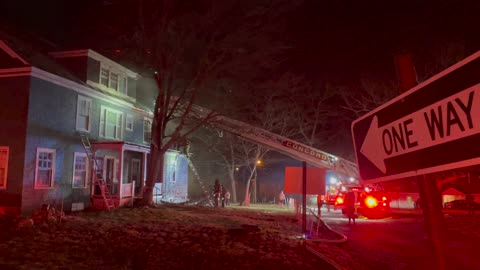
[131,158,142,195]
[104,156,118,195]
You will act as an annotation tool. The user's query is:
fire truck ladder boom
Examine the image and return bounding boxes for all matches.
[189,105,359,178]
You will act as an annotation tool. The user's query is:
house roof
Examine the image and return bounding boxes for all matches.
[0,27,86,85]
[0,26,155,114]
[49,49,139,79]
[442,178,480,195]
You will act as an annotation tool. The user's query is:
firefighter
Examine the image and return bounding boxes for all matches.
[345,191,356,225]
[213,179,221,207]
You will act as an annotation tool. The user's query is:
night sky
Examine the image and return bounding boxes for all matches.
[2,0,478,81]
[1,0,479,158]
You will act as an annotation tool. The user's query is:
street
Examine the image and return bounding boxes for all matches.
[313,208,480,269]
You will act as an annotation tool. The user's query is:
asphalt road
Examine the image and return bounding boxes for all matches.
[320,209,480,270]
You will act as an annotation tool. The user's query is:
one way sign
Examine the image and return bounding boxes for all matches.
[352,51,480,183]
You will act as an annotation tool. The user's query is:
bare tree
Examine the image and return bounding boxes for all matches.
[339,76,398,118]
[286,78,338,148]
[128,0,301,205]
[191,130,246,203]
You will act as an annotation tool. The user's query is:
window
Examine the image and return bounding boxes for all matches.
[73,153,88,188]
[110,72,119,90]
[144,118,152,143]
[100,68,109,87]
[76,96,92,132]
[126,114,133,131]
[0,147,9,189]
[119,77,128,95]
[100,66,128,96]
[35,148,55,189]
[100,106,123,140]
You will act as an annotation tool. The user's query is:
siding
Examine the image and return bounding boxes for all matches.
[127,78,137,100]
[87,57,100,84]
[55,57,88,82]
[0,76,30,211]
[22,77,150,213]
[163,152,188,202]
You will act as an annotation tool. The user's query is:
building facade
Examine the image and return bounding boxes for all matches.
[0,34,188,214]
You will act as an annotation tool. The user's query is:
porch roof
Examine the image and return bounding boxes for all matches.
[92,141,150,153]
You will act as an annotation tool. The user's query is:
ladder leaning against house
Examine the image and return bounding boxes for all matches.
[79,133,115,210]
[186,155,214,207]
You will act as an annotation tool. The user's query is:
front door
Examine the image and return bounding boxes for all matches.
[131,159,142,195]
[104,157,118,195]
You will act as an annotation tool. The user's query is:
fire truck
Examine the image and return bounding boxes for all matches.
[332,184,391,218]
[187,103,368,212]
[188,103,392,218]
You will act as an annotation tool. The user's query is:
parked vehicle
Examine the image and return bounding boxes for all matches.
[444,200,480,210]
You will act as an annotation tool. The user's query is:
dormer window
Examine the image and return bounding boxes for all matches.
[100,68,109,87]
[100,66,128,96]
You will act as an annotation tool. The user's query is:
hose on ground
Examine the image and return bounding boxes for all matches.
[307,208,348,243]
[303,209,348,269]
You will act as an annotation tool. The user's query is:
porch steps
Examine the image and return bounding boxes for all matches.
[79,133,115,210]
[186,156,214,207]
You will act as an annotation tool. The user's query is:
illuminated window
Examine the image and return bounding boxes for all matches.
[76,96,92,132]
[100,68,109,87]
[126,114,133,131]
[143,118,152,143]
[35,148,55,189]
[73,153,88,188]
[100,106,123,140]
[0,147,9,189]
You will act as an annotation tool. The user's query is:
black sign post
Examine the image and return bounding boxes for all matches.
[352,51,480,183]
[353,51,480,269]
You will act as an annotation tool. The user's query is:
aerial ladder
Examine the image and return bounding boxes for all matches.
[186,104,359,179]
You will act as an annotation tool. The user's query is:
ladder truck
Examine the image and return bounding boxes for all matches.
[187,104,359,190]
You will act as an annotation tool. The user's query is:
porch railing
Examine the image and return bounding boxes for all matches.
[121,181,135,198]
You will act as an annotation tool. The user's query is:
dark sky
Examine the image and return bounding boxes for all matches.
[1,0,479,81]
[2,0,478,158]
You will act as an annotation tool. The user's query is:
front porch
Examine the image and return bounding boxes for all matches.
[91,142,149,208]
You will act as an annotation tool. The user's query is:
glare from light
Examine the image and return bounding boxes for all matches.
[365,196,378,208]
[256,160,262,165]
[329,177,337,184]
[349,177,355,182]
[336,197,344,205]
[235,167,239,171]
[382,196,387,201]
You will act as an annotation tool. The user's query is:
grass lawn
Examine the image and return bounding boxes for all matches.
[0,204,333,270]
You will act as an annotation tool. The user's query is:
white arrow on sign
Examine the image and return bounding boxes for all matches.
[360,83,480,174]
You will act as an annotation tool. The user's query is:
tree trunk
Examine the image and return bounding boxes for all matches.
[242,166,256,206]
[142,149,165,205]
[229,169,237,203]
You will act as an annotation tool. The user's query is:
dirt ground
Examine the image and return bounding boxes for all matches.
[0,204,335,270]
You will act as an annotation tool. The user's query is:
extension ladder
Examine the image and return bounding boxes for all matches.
[80,133,115,210]
[186,155,214,207]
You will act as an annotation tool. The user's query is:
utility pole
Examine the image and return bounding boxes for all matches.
[302,161,307,236]
[395,53,448,269]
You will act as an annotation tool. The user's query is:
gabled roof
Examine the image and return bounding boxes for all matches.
[0,26,155,114]
[49,49,139,79]
[0,28,85,84]
[442,178,480,195]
